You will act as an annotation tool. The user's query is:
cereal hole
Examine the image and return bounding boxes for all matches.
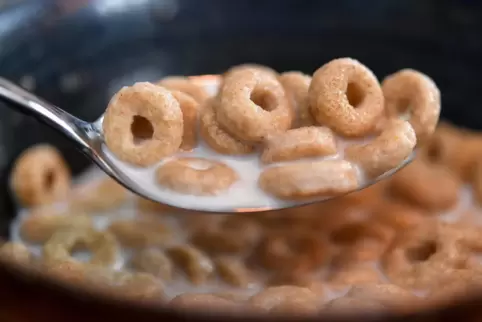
[130,115,154,144]
[395,98,412,121]
[346,82,365,108]
[405,240,438,262]
[44,170,56,190]
[251,90,276,112]
[425,138,443,163]
[330,223,365,245]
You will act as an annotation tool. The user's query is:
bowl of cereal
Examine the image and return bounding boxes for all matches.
[1,1,482,321]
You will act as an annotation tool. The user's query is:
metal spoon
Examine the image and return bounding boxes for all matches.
[0,76,414,213]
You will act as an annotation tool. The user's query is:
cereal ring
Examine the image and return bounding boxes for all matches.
[389,158,461,211]
[43,228,118,267]
[20,213,94,244]
[258,160,359,200]
[156,157,238,196]
[170,90,199,151]
[10,144,71,207]
[309,58,384,137]
[223,64,277,79]
[157,76,210,104]
[199,98,255,155]
[382,69,441,143]
[345,119,416,178]
[261,126,337,164]
[371,200,426,232]
[102,271,165,301]
[129,248,173,281]
[426,269,482,306]
[166,244,214,285]
[323,297,385,313]
[0,242,32,265]
[107,219,172,248]
[169,293,241,312]
[249,286,319,315]
[279,71,315,127]
[215,256,257,288]
[346,284,418,312]
[267,270,325,296]
[102,82,183,166]
[472,159,482,205]
[326,264,382,291]
[217,68,293,142]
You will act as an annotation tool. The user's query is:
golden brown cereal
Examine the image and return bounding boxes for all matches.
[169,293,241,312]
[10,144,71,207]
[129,248,173,281]
[261,126,337,164]
[426,269,482,306]
[323,297,385,313]
[309,58,384,137]
[382,69,441,143]
[346,284,418,312]
[199,98,255,155]
[156,157,238,196]
[107,219,172,248]
[170,90,199,151]
[101,271,165,301]
[157,76,210,104]
[223,64,278,79]
[259,160,359,200]
[20,213,94,244]
[326,264,382,291]
[472,159,482,205]
[278,71,315,127]
[371,200,426,232]
[0,242,32,264]
[345,119,416,178]
[167,244,214,285]
[389,158,461,211]
[215,256,257,288]
[217,68,293,142]
[136,198,189,216]
[68,177,129,213]
[43,228,118,267]
[102,82,184,166]
[249,286,319,315]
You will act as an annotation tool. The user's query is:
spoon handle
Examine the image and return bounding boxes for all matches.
[0,77,92,151]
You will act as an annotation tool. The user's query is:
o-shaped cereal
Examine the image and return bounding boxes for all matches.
[199,98,255,155]
[169,293,241,312]
[261,126,337,164]
[309,58,384,137]
[166,244,214,285]
[130,248,173,281]
[102,82,183,167]
[216,68,293,142]
[170,90,200,151]
[258,160,359,200]
[10,144,71,207]
[156,157,238,196]
[279,71,315,128]
[107,219,172,248]
[382,69,441,143]
[157,76,210,104]
[345,119,416,178]
[249,286,320,315]
[0,242,32,265]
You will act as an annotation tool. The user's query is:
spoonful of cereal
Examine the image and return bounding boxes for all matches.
[0,58,439,213]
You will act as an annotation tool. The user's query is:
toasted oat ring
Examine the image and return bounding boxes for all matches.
[382,69,441,143]
[170,90,200,151]
[43,228,118,267]
[259,160,359,200]
[249,286,319,315]
[0,242,33,265]
[279,71,315,127]
[10,144,71,207]
[102,82,183,166]
[157,76,210,104]
[215,256,257,288]
[107,219,172,248]
[217,68,293,142]
[156,157,238,196]
[261,126,337,164]
[166,244,214,285]
[129,248,173,281]
[169,293,241,312]
[345,119,416,178]
[199,98,255,155]
[309,58,384,137]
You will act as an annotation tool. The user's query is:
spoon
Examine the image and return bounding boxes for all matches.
[0,76,414,213]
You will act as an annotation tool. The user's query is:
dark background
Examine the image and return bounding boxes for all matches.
[0,0,482,236]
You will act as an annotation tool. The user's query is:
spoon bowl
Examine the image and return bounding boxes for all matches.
[0,76,414,213]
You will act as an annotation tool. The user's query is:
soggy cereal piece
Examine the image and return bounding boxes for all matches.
[371,200,426,232]
[346,284,418,312]
[20,213,94,244]
[156,157,238,196]
[309,58,384,137]
[279,71,315,127]
[167,244,214,285]
[326,264,382,291]
[130,248,173,281]
[199,98,255,155]
[267,270,325,298]
[323,296,385,313]
[249,286,320,315]
[43,228,118,267]
[157,76,210,104]
[108,219,172,248]
[217,67,293,142]
[389,158,461,211]
[259,160,359,200]
[0,242,32,265]
[345,119,416,178]
[68,177,129,213]
[10,144,71,207]
[215,256,257,288]
[102,82,183,166]
[426,269,482,306]
[101,271,165,301]
[170,90,199,151]
[382,69,441,143]
[261,126,337,164]
[169,293,241,312]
